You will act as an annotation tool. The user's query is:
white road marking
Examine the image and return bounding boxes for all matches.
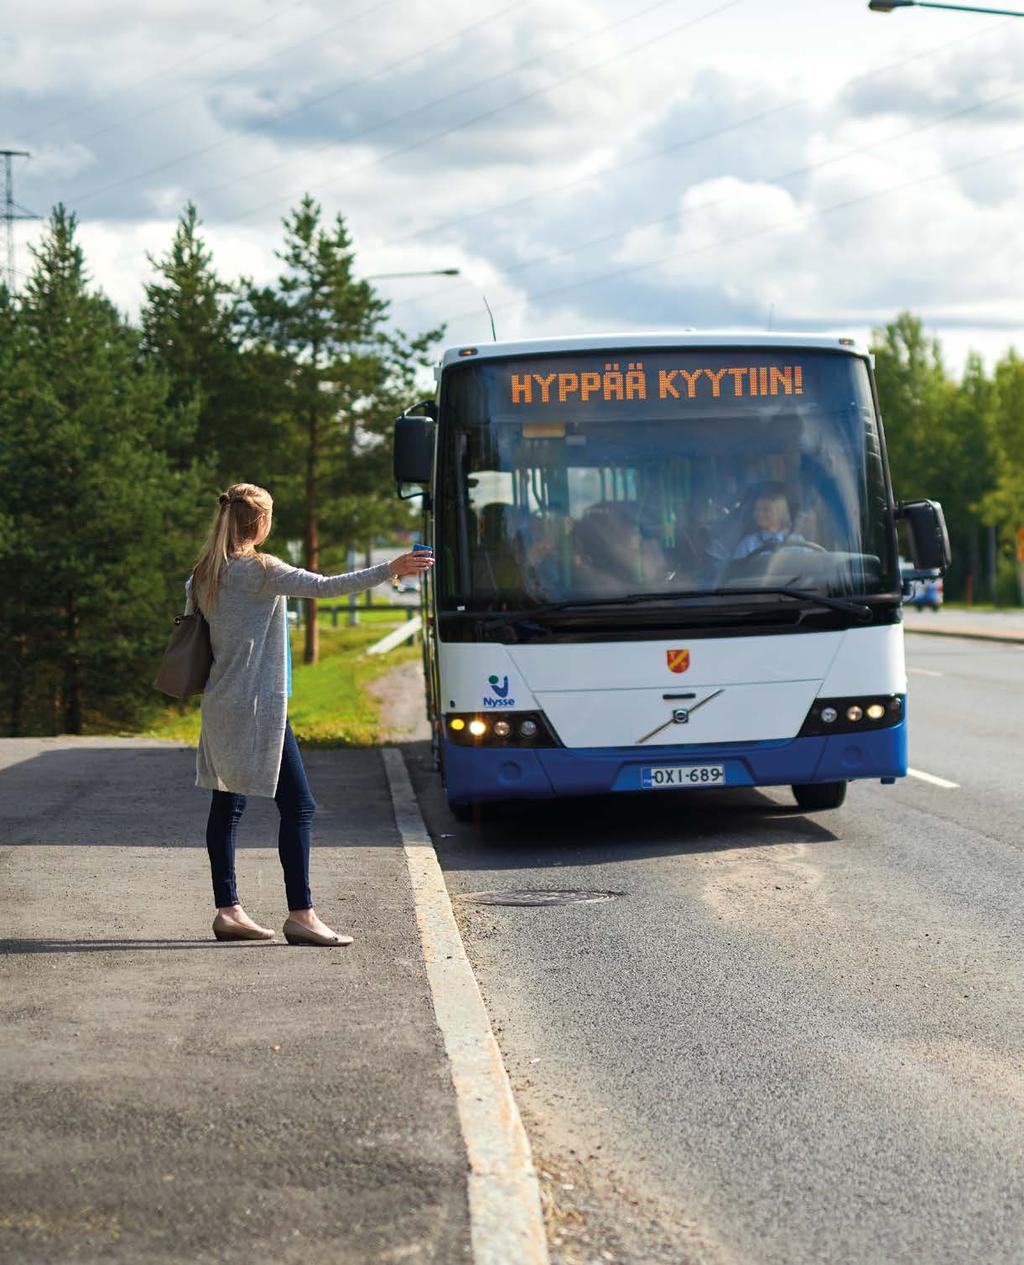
[908,767,960,789]
[908,667,943,677]
[382,748,549,1265]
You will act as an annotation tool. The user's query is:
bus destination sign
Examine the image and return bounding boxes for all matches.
[509,361,805,407]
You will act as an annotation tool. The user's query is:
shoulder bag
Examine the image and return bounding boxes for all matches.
[153,578,213,698]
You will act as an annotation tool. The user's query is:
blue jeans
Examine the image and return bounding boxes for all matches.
[206,723,315,911]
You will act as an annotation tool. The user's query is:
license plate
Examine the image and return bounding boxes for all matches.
[641,764,726,789]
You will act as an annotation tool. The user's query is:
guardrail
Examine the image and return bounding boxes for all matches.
[366,616,423,655]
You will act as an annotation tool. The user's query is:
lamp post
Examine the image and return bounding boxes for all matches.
[363,268,460,280]
[869,1,1024,14]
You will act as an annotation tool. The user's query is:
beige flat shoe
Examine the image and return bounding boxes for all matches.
[282,917,353,947]
[213,912,275,942]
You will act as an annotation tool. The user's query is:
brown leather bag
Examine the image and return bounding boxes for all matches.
[153,580,213,698]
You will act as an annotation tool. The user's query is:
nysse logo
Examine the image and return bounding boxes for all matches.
[484,674,515,708]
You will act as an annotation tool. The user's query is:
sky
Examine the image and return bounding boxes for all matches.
[4,0,1023,373]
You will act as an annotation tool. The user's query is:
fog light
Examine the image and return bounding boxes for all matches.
[820,706,838,724]
[493,720,512,738]
[468,720,487,736]
[449,718,465,731]
[519,719,538,738]
[846,705,863,722]
[866,703,885,721]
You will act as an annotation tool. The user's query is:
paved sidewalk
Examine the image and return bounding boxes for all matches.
[0,738,471,1265]
[903,607,1024,644]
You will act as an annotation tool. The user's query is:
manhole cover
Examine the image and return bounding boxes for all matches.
[460,889,621,907]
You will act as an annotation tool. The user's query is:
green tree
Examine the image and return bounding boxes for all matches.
[871,313,995,598]
[0,281,40,733]
[239,195,442,663]
[980,349,1024,600]
[0,206,206,733]
[141,202,283,484]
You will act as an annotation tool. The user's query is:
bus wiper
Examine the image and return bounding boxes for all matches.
[475,586,873,624]
[612,586,873,621]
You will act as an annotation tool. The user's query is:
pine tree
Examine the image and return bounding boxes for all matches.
[240,195,442,663]
[141,202,281,484]
[1,206,206,733]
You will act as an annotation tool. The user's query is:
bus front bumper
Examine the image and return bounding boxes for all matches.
[443,719,908,803]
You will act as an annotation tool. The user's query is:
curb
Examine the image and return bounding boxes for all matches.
[381,748,550,1265]
[904,623,1024,646]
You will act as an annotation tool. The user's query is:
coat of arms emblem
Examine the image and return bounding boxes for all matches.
[666,649,690,674]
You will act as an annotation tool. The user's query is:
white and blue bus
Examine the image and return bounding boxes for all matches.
[394,333,950,820]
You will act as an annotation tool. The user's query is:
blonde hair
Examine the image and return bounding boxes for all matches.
[193,483,273,608]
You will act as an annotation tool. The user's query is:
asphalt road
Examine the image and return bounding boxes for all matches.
[407,632,1024,1265]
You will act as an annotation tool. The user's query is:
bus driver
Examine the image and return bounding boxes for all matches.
[732,486,808,559]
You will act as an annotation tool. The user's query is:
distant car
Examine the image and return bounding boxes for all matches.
[900,559,943,610]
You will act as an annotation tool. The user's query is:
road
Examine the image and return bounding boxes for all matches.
[406,632,1024,1265]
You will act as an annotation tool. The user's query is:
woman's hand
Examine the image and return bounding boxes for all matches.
[389,550,435,579]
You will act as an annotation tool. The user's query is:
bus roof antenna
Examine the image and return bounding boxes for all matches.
[482,295,497,341]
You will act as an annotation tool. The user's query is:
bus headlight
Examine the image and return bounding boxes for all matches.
[444,712,558,748]
[799,695,904,737]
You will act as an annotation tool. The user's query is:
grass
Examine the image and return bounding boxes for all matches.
[141,618,420,748]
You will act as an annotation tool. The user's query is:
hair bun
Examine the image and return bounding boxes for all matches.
[218,493,230,506]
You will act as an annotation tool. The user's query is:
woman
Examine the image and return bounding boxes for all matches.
[731,487,805,559]
[187,483,433,946]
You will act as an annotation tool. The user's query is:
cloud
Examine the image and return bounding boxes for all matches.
[3,0,1023,374]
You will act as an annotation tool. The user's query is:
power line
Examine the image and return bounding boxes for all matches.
[438,138,1024,334]
[1,150,40,293]
[19,0,312,140]
[382,15,1015,314]
[191,0,686,217]
[390,77,1024,316]
[70,0,522,209]
[216,0,746,229]
[67,0,406,152]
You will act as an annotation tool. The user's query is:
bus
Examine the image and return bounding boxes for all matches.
[394,333,950,821]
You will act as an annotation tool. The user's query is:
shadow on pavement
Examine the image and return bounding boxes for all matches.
[0,742,399,848]
[401,740,840,874]
[0,938,293,954]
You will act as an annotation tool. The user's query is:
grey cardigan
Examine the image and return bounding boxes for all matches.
[186,555,391,797]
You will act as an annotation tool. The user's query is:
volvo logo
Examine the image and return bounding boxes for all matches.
[636,689,725,745]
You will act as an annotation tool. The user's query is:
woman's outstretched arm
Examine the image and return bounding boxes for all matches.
[261,551,432,600]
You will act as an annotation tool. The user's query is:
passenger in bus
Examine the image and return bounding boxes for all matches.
[521,512,570,599]
[571,503,666,593]
[475,502,527,593]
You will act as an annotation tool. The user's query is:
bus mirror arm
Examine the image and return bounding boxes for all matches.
[396,483,431,506]
[896,499,951,573]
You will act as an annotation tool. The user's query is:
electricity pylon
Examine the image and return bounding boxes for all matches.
[1,150,40,293]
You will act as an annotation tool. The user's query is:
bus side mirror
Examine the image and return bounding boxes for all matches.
[897,499,951,573]
[394,415,434,498]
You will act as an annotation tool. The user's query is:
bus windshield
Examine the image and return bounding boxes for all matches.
[437,348,898,613]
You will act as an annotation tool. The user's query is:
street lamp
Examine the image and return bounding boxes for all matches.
[869,0,1024,14]
[363,268,460,280]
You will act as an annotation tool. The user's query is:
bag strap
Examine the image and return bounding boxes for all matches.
[189,571,203,619]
